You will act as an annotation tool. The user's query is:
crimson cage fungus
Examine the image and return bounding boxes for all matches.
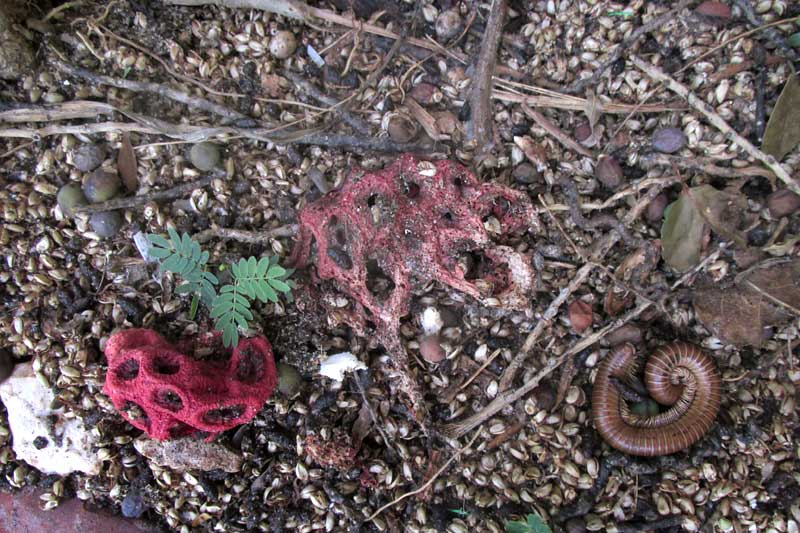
[103,329,278,440]
[290,155,537,416]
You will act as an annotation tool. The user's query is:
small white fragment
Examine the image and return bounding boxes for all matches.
[307,44,325,66]
[0,363,101,475]
[133,231,159,263]
[319,352,366,382]
[420,307,443,336]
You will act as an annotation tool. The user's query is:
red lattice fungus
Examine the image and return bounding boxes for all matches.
[291,154,537,336]
[103,329,278,440]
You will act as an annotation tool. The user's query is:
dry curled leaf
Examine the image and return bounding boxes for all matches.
[689,185,751,248]
[118,133,138,192]
[762,74,800,161]
[693,258,800,347]
[604,242,660,316]
[661,187,707,271]
[351,401,371,452]
[568,300,593,333]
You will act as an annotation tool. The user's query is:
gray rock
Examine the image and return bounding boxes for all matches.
[0,362,101,475]
[0,9,34,80]
[72,144,106,172]
[134,437,243,473]
[652,127,686,154]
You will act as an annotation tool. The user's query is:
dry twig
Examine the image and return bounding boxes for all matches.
[632,55,800,195]
[466,0,506,159]
[521,104,593,158]
[193,224,298,244]
[565,0,692,95]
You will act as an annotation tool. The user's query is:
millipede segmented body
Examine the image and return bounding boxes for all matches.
[592,342,721,456]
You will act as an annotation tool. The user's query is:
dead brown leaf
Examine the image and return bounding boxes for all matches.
[688,185,751,248]
[568,300,593,333]
[351,401,372,452]
[693,258,800,347]
[118,133,138,192]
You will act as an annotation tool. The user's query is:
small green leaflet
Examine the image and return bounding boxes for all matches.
[147,231,294,347]
[505,514,552,533]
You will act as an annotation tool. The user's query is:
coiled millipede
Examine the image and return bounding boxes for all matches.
[592,342,722,456]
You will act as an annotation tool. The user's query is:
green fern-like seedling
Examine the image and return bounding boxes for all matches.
[147,228,219,316]
[211,255,295,347]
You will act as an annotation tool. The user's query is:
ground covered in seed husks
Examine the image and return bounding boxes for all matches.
[1,0,800,532]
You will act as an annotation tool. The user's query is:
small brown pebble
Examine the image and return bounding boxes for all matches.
[189,142,221,171]
[652,127,686,154]
[72,144,106,172]
[409,83,441,105]
[83,169,121,203]
[569,300,593,333]
[89,211,124,238]
[269,30,296,59]
[605,324,643,347]
[419,335,445,363]
[767,189,800,218]
[695,1,732,23]
[435,9,462,41]
[574,122,592,142]
[512,163,539,184]
[386,115,417,143]
[57,183,88,217]
[530,384,556,411]
[595,155,623,189]
[646,192,669,223]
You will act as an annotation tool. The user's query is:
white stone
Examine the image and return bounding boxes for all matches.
[0,363,101,475]
[420,307,443,336]
[318,352,366,382]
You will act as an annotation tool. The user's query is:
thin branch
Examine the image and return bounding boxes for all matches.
[492,89,685,114]
[73,177,214,214]
[521,104,593,158]
[55,60,249,123]
[564,0,693,95]
[0,101,116,123]
[466,0,507,159]
[631,55,800,195]
[283,72,370,135]
[193,224,298,244]
[640,152,776,179]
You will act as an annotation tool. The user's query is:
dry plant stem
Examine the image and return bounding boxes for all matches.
[632,55,800,195]
[193,224,298,244]
[733,0,797,67]
[364,429,481,522]
[496,177,673,392]
[283,72,370,135]
[492,90,684,114]
[466,0,506,158]
[165,0,468,63]
[565,0,692,95]
[73,177,214,214]
[55,60,249,123]
[0,101,116,123]
[641,153,776,179]
[521,104,593,158]
[0,111,424,152]
[678,16,800,74]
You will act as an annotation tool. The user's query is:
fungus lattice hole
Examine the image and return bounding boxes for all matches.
[327,247,353,270]
[441,210,456,225]
[153,389,184,412]
[115,359,139,380]
[204,405,245,425]
[401,178,420,198]
[365,259,395,301]
[152,356,180,375]
[169,422,194,438]
[457,250,492,280]
[236,347,265,384]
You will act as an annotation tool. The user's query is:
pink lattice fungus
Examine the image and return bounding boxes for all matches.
[291,154,537,335]
[103,329,278,440]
